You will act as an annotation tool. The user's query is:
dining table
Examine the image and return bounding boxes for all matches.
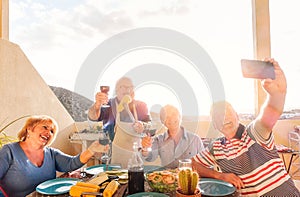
[27,165,240,197]
[26,164,128,197]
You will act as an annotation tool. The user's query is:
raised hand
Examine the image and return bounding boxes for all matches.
[95,92,109,108]
[261,58,287,95]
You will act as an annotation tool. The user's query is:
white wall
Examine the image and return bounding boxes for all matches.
[0,39,77,154]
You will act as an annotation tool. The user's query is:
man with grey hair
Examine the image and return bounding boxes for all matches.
[192,58,300,196]
[88,77,151,141]
[142,104,204,168]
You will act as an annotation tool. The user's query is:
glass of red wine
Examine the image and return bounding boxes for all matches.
[98,131,111,165]
[100,85,110,108]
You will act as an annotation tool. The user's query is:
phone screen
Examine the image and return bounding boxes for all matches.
[241,59,275,80]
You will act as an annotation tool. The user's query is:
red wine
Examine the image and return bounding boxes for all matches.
[99,138,110,145]
[100,86,110,93]
[128,167,144,194]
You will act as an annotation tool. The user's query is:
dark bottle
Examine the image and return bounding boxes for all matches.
[128,142,144,194]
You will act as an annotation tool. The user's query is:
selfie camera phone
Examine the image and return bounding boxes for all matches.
[241,59,275,80]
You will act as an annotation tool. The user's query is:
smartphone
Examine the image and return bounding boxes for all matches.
[241,59,275,80]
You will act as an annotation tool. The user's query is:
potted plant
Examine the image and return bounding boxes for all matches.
[176,168,201,197]
[0,115,30,148]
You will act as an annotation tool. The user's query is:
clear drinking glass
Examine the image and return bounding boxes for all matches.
[98,131,111,165]
[100,85,110,108]
[178,159,192,171]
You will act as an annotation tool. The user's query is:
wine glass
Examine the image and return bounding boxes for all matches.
[98,131,111,166]
[178,159,192,171]
[100,85,110,108]
[141,134,153,152]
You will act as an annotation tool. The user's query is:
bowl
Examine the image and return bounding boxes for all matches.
[145,169,179,193]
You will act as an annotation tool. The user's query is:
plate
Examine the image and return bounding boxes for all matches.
[36,178,79,195]
[105,170,123,175]
[127,192,169,197]
[199,178,236,196]
[85,164,106,175]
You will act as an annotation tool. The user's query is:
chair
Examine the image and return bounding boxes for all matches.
[0,186,8,197]
[288,128,300,178]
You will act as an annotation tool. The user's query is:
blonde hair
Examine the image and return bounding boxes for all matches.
[18,115,58,145]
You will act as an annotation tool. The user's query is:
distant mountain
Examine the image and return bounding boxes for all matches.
[49,86,299,122]
[49,86,93,122]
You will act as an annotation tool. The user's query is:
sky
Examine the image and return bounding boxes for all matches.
[8,0,300,116]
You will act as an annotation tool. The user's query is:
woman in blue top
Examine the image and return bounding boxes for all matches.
[0,115,109,197]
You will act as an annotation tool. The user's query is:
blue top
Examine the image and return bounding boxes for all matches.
[0,142,83,197]
[145,127,204,168]
[98,97,150,141]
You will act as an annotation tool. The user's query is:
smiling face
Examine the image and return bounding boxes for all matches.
[211,101,240,139]
[160,105,182,136]
[115,77,135,102]
[29,121,56,146]
[19,115,58,147]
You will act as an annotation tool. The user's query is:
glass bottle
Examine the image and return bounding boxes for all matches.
[128,142,145,194]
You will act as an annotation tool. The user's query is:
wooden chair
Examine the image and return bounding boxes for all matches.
[0,186,8,197]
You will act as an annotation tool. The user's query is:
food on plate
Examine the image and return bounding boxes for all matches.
[105,170,123,175]
[146,169,178,193]
[87,173,109,185]
[69,182,100,196]
[103,180,120,197]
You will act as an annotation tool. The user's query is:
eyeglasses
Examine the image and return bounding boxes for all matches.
[119,85,134,91]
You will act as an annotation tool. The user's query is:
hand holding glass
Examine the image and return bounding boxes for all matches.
[100,85,110,108]
[142,134,152,152]
[98,132,111,164]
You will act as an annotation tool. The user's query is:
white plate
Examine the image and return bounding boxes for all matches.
[85,164,105,175]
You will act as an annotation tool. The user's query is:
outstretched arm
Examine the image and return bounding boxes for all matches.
[80,141,109,163]
[88,92,108,120]
[255,58,287,139]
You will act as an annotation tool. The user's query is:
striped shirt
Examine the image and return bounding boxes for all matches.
[194,123,300,196]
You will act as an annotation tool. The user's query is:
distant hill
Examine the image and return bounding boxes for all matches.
[49,86,300,122]
[49,86,93,122]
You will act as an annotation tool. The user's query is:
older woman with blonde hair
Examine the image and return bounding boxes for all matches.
[0,115,109,197]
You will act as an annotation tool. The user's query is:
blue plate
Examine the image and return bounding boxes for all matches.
[85,164,122,175]
[36,178,79,195]
[127,192,169,197]
[199,178,236,196]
